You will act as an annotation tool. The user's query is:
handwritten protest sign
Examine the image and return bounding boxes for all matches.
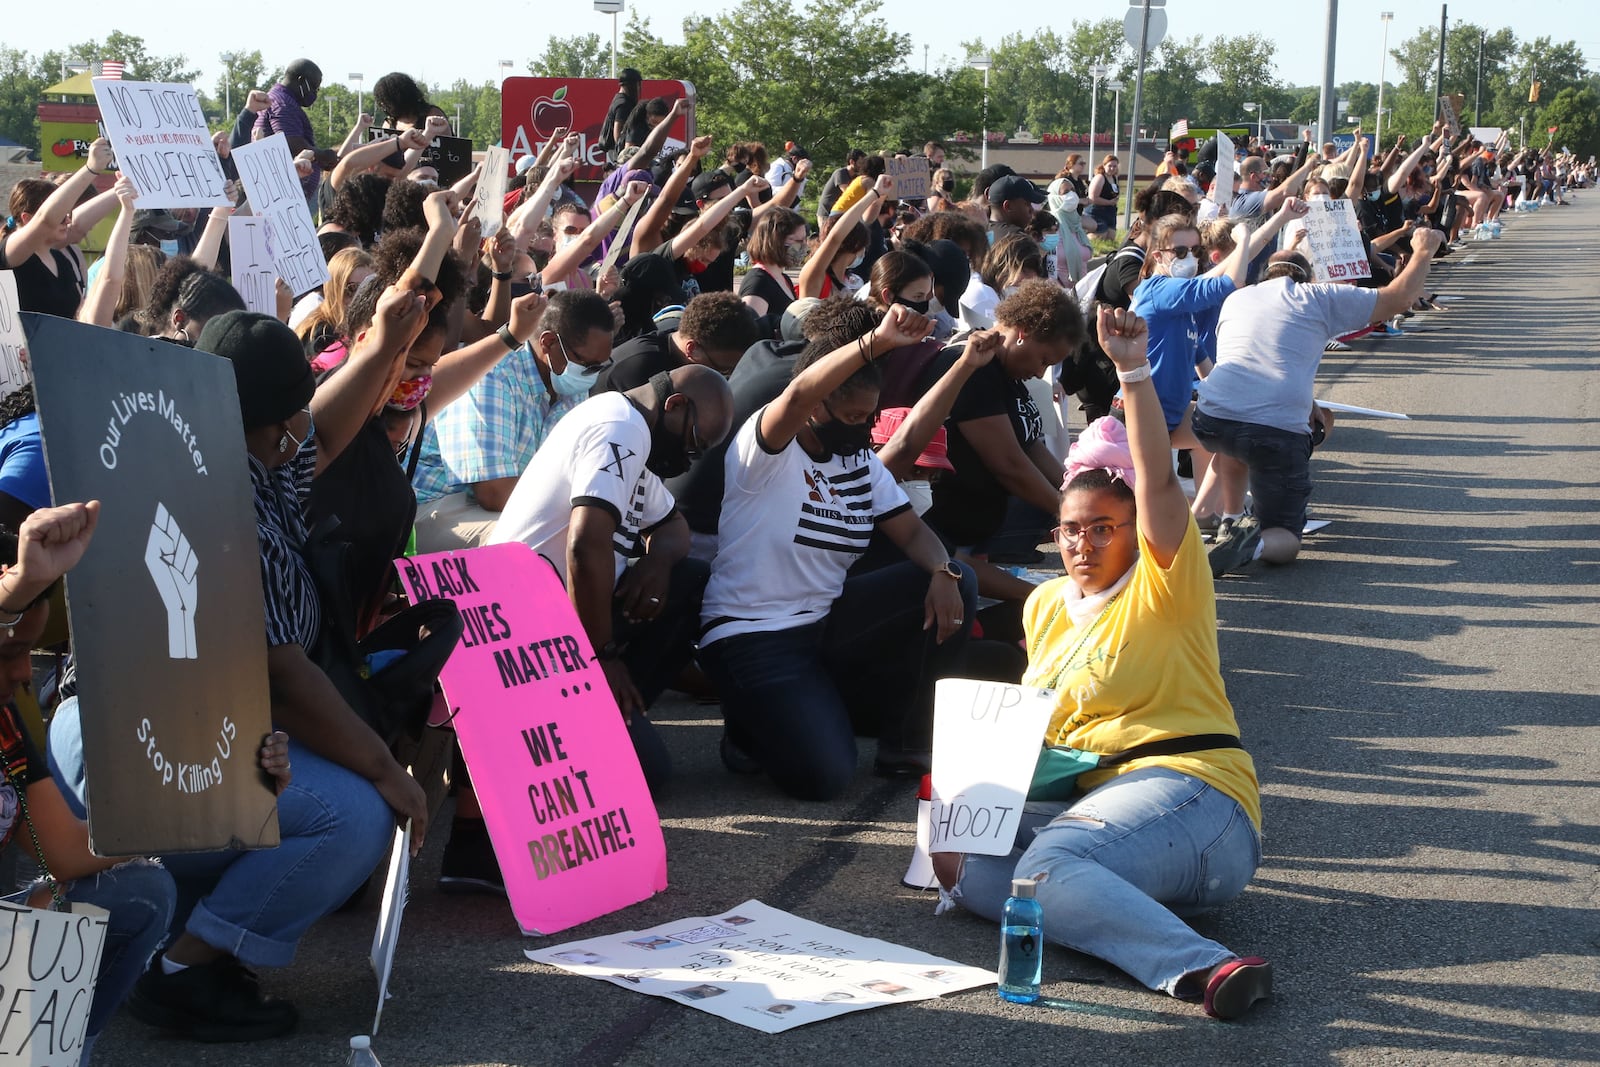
[528,900,991,1034]
[370,822,411,1035]
[0,900,109,1065]
[884,155,931,200]
[90,80,229,210]
[1212,131,1236,205]
[1438,94,1463,139]
[228,217,277,315]
[396,544,666,934]
[0,273,28,396]
[473,145,512,238]
[1285,198,1370,283]
[26,313,279,855]
[928,679,1054,857]
[230,133,329,297]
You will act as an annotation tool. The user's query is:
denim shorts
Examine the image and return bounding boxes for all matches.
[1191,408,1313,536]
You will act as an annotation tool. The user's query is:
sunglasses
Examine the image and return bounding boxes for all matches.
[1162,245,1199,259]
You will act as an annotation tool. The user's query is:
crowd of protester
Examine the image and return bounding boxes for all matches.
[0,56,1585,1055]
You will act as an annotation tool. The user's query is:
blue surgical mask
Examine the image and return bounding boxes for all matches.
[549,335,607,399]
[1041,233,1060,254]
[848,251,865,271]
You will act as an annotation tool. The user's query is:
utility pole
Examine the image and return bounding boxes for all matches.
[1475,31,1485,126]
[1121,1,1153,235]
[1316,0,1338,149]
[1435,5,1448,123]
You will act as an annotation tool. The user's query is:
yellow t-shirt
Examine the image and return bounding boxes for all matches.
[1021,519,1261,830]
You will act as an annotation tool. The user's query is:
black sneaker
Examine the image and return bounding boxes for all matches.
[1208,517,1262,578]
[438,818,507,896]
[128,954,298,1042]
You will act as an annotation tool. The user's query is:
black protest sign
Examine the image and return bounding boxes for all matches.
[25,314,278,856]
[367,127,475,185]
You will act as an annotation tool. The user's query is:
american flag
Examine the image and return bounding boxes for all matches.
[1170,119,1189,140]
[96,61,126,79]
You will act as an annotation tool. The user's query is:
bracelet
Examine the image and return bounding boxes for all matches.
[491,269,513,281]
[496,323,520,349]
[85,165,103,176]
[857,335,874,366]
[1116,362,1152,384]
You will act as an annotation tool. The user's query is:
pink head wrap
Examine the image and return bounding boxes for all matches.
[1062,416,1136,490]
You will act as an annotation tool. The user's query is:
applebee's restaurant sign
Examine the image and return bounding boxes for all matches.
[501,77,695,183]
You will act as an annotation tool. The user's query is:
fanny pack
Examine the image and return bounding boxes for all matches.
[1028,733,1244,801]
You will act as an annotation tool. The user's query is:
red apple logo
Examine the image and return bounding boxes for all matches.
[532,86,574,138]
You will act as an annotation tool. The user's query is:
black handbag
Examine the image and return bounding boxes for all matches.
[306,516,463,747]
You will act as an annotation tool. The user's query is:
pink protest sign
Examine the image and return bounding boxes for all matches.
[396,544,667,934]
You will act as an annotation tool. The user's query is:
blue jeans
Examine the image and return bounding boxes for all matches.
[954,767,1261,995]
[1191,408,1314,537]
[49,698,394,968]
[5,862,177,1064]
[701,560,977,801]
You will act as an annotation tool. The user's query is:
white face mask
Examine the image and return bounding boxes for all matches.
[1168,256,1200,279]
[901,479,934,516]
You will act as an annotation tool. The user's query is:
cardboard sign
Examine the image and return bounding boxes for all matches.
[90,79,230,210]
[395,544,666,934]
[1285,198,1371,282]
[0,900,108,1065]
[1438,94,1463,139]
[25,314,279,856]
[884,155,931,200]
[227,216,277,315]
[501,77,695,183]
[230,133,329,297]
[370,822,411,1035]
[367,127,475,186]
[473,144,513,238]
[1212,132,1236,204]
[527,900,991,1034]
[0,273,27,396]
[928,679,1055,857]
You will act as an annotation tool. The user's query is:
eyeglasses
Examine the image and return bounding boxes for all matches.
[682,398,704,459]
[1054,521,1132,549]
[1162,245,1199,260]
[557,334,609,376]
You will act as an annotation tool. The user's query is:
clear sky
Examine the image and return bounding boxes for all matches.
[14,0,1598,94]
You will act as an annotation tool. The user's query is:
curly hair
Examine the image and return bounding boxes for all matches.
[344,227,464,336]
[325,173,392,247]
[140,256,245,334]
[901,210,987,274]
[678,292,760,357]
[372,72,429,124]
[995,279,1083,347]
[381,180,429,235]
[792,299,883,400]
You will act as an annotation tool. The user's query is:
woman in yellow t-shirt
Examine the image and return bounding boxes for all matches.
[936,306,1271,1021]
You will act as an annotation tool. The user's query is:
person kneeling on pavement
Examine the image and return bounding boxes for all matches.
[700,305,978,800]
[489,364,736,790]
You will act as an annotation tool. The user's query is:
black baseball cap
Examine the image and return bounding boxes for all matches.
[691,169,734,202]
[620,68,642,85]
[988,174,1048,206]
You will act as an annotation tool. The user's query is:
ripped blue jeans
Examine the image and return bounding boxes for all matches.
[952,766,1261,994]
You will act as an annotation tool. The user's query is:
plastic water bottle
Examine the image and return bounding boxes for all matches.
[348,1036,382,1066]
[998,877,1043,1003]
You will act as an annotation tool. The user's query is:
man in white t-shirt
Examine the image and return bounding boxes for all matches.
[490,364,734,785]
[1192,228,1442,573]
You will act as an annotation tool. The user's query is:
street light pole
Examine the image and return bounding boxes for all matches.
[1089,61,1107,157]
[1122,0,1154,235]
[350,72,364,122]
[1376,12,1393,148]
[220,52,236,120]
[1109,81,1125,167]
[1244,102,1260,147]
[970,54,993,170]
[594,0,625,78]
[498,59,512,87]
[1475,30,1485,126]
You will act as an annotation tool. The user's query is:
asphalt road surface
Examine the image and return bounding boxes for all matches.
[99,195,1600,1066]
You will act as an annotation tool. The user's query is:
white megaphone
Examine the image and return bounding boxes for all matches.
[902,774,939,890]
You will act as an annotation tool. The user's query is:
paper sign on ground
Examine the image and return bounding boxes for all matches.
[884,155,931,201]
[473,145,512,237]
[1284,198,1370,283]
[26,314,279,855]
[228,216,277,315]
[90,79,230,210]
[0,272,27,396]
[1318,400,1409,420]
[0,900,108,1065]
[370,821,412,1036]
[526,899,991,1034]
[1212,132,1236,205]
[395,544,666,934]
[929,679,1055,857]
[230,133,329,297]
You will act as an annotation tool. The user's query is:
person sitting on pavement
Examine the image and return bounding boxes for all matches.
[699,305,978,799]
[488,366,736,789]
[936,306,1272,1023]
[1192,226,1446,576]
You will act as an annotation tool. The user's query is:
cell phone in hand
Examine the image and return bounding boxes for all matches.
[95,121,119,171]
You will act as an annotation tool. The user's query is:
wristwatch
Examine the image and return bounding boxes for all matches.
[934,560,962,580]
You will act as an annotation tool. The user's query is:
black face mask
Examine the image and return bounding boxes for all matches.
[896,296,930,316]
[808,414,872,458]
[646,372,693,478]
